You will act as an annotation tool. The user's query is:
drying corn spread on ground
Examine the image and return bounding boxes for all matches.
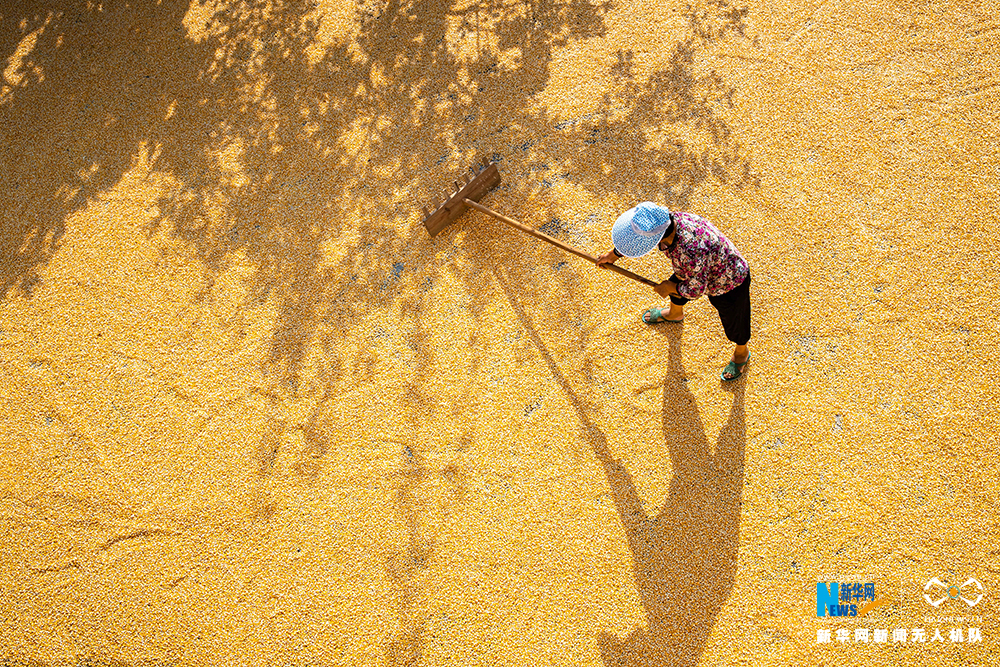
[1,0,997,664]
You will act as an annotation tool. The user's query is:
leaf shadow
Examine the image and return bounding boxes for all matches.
[0,0,213,297]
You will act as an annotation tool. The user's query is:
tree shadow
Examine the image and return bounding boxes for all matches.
[527,0,757,208]
[381,443,434,667]
[2,0,753,661]
[0,0,214,297]
[1,0,756,384]
[492,266,747,667]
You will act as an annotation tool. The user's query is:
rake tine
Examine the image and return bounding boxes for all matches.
[421,156,501,237]
[422,205,431,219]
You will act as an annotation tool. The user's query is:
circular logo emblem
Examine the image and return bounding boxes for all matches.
[923,577,984,608]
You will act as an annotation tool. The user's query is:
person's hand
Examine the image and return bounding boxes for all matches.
[654,280,678,298]
[595,249,619,267]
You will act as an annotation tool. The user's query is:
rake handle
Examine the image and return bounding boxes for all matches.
[462,199,659,288]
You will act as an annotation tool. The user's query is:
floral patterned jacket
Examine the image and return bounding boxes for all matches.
[664,211,748,299]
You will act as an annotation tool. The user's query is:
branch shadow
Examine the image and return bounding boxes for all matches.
[492,265,747,667]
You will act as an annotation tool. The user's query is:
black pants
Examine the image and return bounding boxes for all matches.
[670,273,751,346]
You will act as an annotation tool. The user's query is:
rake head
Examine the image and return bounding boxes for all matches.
[421,156,501,237]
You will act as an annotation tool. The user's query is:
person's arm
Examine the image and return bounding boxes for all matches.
[596,247,623,266]
[654,276,681,298]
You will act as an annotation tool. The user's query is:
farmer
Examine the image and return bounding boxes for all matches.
[595,202,752,381]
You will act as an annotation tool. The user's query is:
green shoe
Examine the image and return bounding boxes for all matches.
[721,352,751,381]
[642,307,684,325]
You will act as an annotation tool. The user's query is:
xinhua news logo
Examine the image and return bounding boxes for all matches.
[817,582,884,617]
[813,575,987,647]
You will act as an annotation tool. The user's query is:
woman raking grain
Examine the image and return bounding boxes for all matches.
[596,203,752,381]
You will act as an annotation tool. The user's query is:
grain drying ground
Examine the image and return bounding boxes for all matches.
[0,0,997,665]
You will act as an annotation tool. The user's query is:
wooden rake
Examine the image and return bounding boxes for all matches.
[420,157,658,287]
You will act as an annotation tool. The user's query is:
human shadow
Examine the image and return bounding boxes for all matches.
[492,266,747,667]
[596,333,747,667]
